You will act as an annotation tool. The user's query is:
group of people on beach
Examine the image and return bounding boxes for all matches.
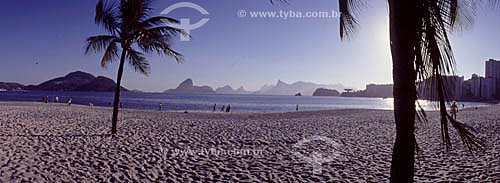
[41,96,71,105]
[213,104,231,112]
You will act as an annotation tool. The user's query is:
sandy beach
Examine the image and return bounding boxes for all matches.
[0,102,499,182]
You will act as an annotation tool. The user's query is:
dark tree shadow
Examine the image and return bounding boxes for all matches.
[0,134,112,138]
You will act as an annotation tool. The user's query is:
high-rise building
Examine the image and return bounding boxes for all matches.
[482,77,496,99]
[470,74,482,99]
[485,59,500,98]
[416,75,463,100]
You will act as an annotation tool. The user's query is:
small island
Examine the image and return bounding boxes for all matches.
[312,88,340,96]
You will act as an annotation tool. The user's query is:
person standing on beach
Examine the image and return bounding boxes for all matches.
[45,96,49,103]
[451,101,458,119]
[226,104,231,113]
[296,104,299,111]
[212,104,217,112]
[55,96,59,103]
[159,103,163,110]
[67,97,72,106]
[221,105,225,112]
[42,96,45,103]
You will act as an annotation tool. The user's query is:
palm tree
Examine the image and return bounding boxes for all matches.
[85,0,185,135]
[338,0,495,182]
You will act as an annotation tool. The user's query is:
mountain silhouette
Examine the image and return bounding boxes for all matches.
[164,79,215,94]
[215,85,251,94]
[15,71,128,92]
[254,80,345,96]
[74,76,128,92]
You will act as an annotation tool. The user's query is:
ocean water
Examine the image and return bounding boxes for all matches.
[0,91,489,112]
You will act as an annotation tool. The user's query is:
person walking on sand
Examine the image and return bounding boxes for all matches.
[220,105,225,112]
[212,104,217,112]
[451,101,458,119]
[67,97,72,106]
[226,104,231,113]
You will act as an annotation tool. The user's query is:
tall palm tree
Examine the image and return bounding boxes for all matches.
[85,0,185,135]
[338,0,495,182]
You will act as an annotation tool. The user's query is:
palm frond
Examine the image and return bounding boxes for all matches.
[138,38,184,63]
[126,48,150,75]
[414,0,483,152]
[269,0,289,5]
[120,0,155,28]
[415,100,428,123]
[135,25,185,63]
[445,0,476,32]
[481,0,500,9]
[447,114,484,151]
[149,26,189,38]
[338,0,364,40]
[96,0,119,34]
[84,35,118,55]
[101,40,120,67]
[141,16,179,28]
[164,47,183,63]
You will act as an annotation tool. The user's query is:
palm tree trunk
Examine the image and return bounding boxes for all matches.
[388,0,418,182]
[111,49,127,135]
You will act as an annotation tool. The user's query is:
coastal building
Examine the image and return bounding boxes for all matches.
[417,75,463,100]
[446,76,464,100]
[340,84,393,98]
[485,59,500,98]
[482,77,497,99]
[470,74,482,99]
[462,79,473,99]
[466,73,497,100]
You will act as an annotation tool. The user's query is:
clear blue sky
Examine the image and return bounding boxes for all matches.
[1,0,499,92]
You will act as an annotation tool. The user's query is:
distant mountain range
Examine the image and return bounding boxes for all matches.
[254,80,345,96]
[215,85,252,95]
[164,79,254,94]
[164,79,215,94]
[0,71,127,92]
[163,78,344,96]
[2,73,346,96]
[0,82,25,91]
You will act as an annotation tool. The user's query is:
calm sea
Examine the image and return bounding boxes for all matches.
[0,91,489,112]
